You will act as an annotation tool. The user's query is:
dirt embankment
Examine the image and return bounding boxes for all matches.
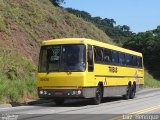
[0,0,111,63]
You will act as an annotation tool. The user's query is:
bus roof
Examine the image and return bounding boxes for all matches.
[42,38,142,57]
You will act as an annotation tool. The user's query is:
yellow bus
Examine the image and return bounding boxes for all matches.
[37,38,144,105]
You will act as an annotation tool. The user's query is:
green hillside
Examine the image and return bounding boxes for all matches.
[0,48,36,103]
[0,0,111,62]
[0,0,111,103]
[66,8,160,80]
[0,0,159,103]
[65,7,160,86]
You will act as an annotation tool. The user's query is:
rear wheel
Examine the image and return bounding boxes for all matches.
[92,85,103,105]
[54,99,65,105]
[130,85,136,99]
[123,86,131,100]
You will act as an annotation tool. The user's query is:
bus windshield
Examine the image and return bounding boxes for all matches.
[39,44,86,72]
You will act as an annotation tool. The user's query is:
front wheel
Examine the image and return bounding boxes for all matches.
[92,85,102,105]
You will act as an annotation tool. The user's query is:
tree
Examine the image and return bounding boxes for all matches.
[66,8,92,21]
[122,25,130,32]
[65,7,160,79]
[50,0,65,7]
[123,30,160,79]
[66,8,134,44]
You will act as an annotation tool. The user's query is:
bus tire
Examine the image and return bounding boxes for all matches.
[130,85,136,99]
[92,85,102,105]
[54,99,65,106]
[123,86,131,100]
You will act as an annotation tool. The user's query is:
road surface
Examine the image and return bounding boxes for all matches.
[0,88,160,120]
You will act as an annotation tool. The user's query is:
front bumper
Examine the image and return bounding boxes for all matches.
[38,88,83,98]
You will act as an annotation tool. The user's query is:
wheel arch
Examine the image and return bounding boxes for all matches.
[128,81,132,87]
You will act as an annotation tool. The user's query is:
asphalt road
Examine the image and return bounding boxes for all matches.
[0,88,160,120]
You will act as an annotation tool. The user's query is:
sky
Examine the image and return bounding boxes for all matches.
[63,0,160,33]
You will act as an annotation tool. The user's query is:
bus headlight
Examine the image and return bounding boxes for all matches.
[78,90,82,95]
[71,90,82,95]
[44,90,47,95]
[71,90,76,95]
[39,90,43,95]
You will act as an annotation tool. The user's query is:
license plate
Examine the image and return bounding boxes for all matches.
[54,91,64,96]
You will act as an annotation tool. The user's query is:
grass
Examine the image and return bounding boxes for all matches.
[0,74,36,103]
[144,70,160,88]
[0,0,159,104]
[0,0,112,104]
[0,48,160,104]
[0,48,37,103]
[0,0,112,43]
[0,15,7,32]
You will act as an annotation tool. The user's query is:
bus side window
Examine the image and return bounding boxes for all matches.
[104,48,112,63]
[133,56,138,67]
[137,57,142,68]
[88,45,94,72]
[94,46,103,63]
[126,54,133,66]
[119,52,125,65]
[112,51,119,64]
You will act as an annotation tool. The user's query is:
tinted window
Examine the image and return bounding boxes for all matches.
[119,52,125,65]
[126,54,132,66]
[103,49,112,63]
[132,56,137,66]
[112,51,119,64]
[137,57,142,68]
[94,46,103,63]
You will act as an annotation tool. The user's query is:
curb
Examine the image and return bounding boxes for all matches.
[0,104,12,108]
[27,99,53,105]
[0,99,53,108]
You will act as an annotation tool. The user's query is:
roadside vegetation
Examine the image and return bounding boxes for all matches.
[0,0,159,103]
[0,48,37,103]
[0,48,159,103]
[0,0,111,43]
[145,71,160,88]
[66,7,160,80]
[0,0,111,103]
